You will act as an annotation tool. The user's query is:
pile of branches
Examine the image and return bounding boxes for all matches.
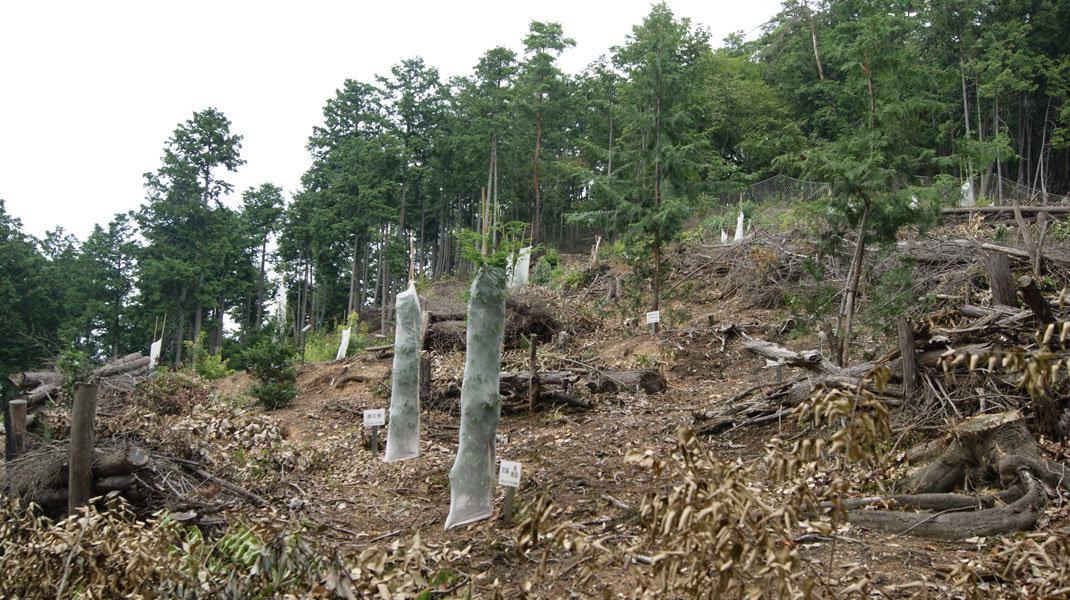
[694,248,1070,538]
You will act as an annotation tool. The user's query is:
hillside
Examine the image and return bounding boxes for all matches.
[5,212,1070,598]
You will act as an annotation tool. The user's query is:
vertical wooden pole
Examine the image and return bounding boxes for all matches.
[504,487,516,522]
[528,335,539,413]
[9,399,27,457]
[371,425,379,459]
[69,383,97,515]
[419,357,431,402]
[985,250,1016,307]
[897,315,919,406]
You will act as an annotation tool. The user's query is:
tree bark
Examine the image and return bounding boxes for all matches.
[897,315,919,407]
[838,200,871,366]
[985,250,1017,306]
[533,91,544,247]
[1017,275,1054,324]
[256,238,267,329]
[800,0,825,81]
[69,383,97,515]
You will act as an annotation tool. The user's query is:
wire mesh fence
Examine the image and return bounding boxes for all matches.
[687,174,1070,233]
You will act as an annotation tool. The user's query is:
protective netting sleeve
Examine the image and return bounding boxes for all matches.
[385,282,422,462]
[508,247,532,292]
[336,327,351,361]
[445,266,506,528]
[148,339,162,371]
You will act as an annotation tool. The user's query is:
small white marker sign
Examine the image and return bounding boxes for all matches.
[645,310,661,325]
[363,409,386,428]
[499,460,522,488]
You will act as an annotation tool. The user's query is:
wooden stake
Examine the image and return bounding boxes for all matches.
[481,187,488,258]
[409,233,416,283]
[504,486,516,522]
[69,383,97,514]
[371,425,380,459]
[528,334,539,413]
[9,399,26,456]
[160,313,167,343]
[898,314,919,406]
[152,315,159,342]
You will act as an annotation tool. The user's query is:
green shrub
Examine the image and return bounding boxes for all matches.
[531,256,555,286]
[243,337,297,410]
[302,319,373,362]
[183,332,233,380]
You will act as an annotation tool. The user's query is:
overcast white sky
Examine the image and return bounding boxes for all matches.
[0,0,783,241]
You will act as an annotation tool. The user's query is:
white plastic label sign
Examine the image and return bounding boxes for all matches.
[363,409,386,427]
[646,311,661,324]
[499,461,522,488]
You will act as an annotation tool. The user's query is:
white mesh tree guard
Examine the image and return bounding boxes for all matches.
[445,266,506,528]
[507,247,532,292]
[336,327,351,361]
[148,339,162,371]
[385,282,422,462]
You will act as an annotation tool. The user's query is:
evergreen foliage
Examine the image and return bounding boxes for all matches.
[243,336,297,410]
[1,1,1070,373]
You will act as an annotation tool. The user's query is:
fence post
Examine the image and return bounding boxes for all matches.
[69,383,97,515]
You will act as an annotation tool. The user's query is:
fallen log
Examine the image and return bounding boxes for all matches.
[9,353,153,407]
[7,371,63,388]
[9,445,151,490]
[92,353,149,378]
[942,205,1070,217]
[587,369,666,394]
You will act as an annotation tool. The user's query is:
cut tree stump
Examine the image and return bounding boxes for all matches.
[986,250,1017,307]
[843,411,1070,539]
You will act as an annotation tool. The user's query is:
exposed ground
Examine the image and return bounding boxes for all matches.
[6,216,1070,598]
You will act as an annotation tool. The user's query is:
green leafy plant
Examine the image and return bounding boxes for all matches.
[243,336,297,410]
[56,344,95,396]
[183,332,233,380]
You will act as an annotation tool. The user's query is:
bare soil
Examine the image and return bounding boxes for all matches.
[191,249,1070,598]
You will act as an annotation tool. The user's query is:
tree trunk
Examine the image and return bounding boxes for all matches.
[800,0,825,81]
[256,237,267,329]
[174,288,187,366]
[347,228,359,320]
[533,91,544,247]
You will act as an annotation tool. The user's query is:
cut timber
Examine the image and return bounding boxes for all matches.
[92,446,150,477]
[93,354,150,378]
[942,205,1070,217]
[7,371,62,388]
[845,411,1070,539]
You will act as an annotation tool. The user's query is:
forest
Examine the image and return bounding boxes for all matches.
[4,1,1070,598]
[2,0,1069,375]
